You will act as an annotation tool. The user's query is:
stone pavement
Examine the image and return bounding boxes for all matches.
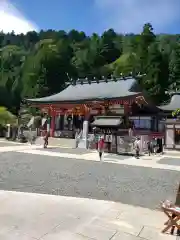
[0,190,177,240]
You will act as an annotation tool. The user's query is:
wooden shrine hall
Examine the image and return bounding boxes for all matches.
[157,92,180,150]
[26,76,162,141]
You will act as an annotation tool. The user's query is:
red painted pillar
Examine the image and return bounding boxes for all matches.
[84,105,90,120]
[124,102,130,115]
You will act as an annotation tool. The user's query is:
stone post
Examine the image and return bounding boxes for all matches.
[78,106,90,149]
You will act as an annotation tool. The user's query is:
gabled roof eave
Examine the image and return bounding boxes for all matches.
[26,93,142,105]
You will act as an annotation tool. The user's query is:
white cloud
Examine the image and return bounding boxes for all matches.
[94,0,180,33]
[0,0,38,34]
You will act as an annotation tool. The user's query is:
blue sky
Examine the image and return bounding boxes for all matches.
[1,0,180,35]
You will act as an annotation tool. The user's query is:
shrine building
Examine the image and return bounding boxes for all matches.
[26,76,166,140]
[158,92,180,150]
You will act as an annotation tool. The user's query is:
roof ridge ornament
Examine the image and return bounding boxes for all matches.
[73,74,139,85]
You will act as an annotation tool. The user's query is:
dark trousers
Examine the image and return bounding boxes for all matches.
[44,139,48,148]
[96,142,98,150]
[99,152,102,159]
[135,150,140,158]
[107,142,111,153]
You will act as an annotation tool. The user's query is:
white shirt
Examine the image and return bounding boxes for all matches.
[134,140,140,150]
[106,135,112,142]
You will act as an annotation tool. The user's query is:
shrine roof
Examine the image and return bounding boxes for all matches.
[26,77,142,104]
[158,93,180,111]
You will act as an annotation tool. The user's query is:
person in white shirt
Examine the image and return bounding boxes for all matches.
[134,137,140,158]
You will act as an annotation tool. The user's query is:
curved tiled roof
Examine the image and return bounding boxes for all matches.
[26,77,142,104]
[158,94,180,111]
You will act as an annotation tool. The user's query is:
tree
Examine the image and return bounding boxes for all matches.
[142,42,168,103]
[22,39,73,98]
[0,107,17,125]
[0,23,179,113]
[0,45,26,112]
[113,53,137,77]
[169,43,180,90]
[100,29,120,64]
[136,23,156,74]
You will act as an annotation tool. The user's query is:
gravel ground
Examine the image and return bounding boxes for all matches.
[0,151,179,210]
[159,157,180,166]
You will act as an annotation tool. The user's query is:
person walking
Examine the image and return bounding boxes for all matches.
[98,136,105,161]
[43,131,49,148]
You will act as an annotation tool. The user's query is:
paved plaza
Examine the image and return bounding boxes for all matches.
[0,139,179,239]
[0,190,177,240]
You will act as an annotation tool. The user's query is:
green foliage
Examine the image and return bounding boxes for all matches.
[142,42,168,102]
[172,108,180,117]
[169,43,180,90]
[0,107,17,125]
[112,53,137,77]
[0,23,179,113]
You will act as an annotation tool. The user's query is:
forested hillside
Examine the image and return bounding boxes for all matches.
[0,23,180,114]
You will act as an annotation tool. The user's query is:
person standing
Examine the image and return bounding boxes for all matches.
[98,136,105,161]
[147,141,151,156]
[93,129,99,150]
[147,140,153,156]
[152,137,157,154]
[134,137,140,159]
[106,134,112,153]
[75,129,80,148]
